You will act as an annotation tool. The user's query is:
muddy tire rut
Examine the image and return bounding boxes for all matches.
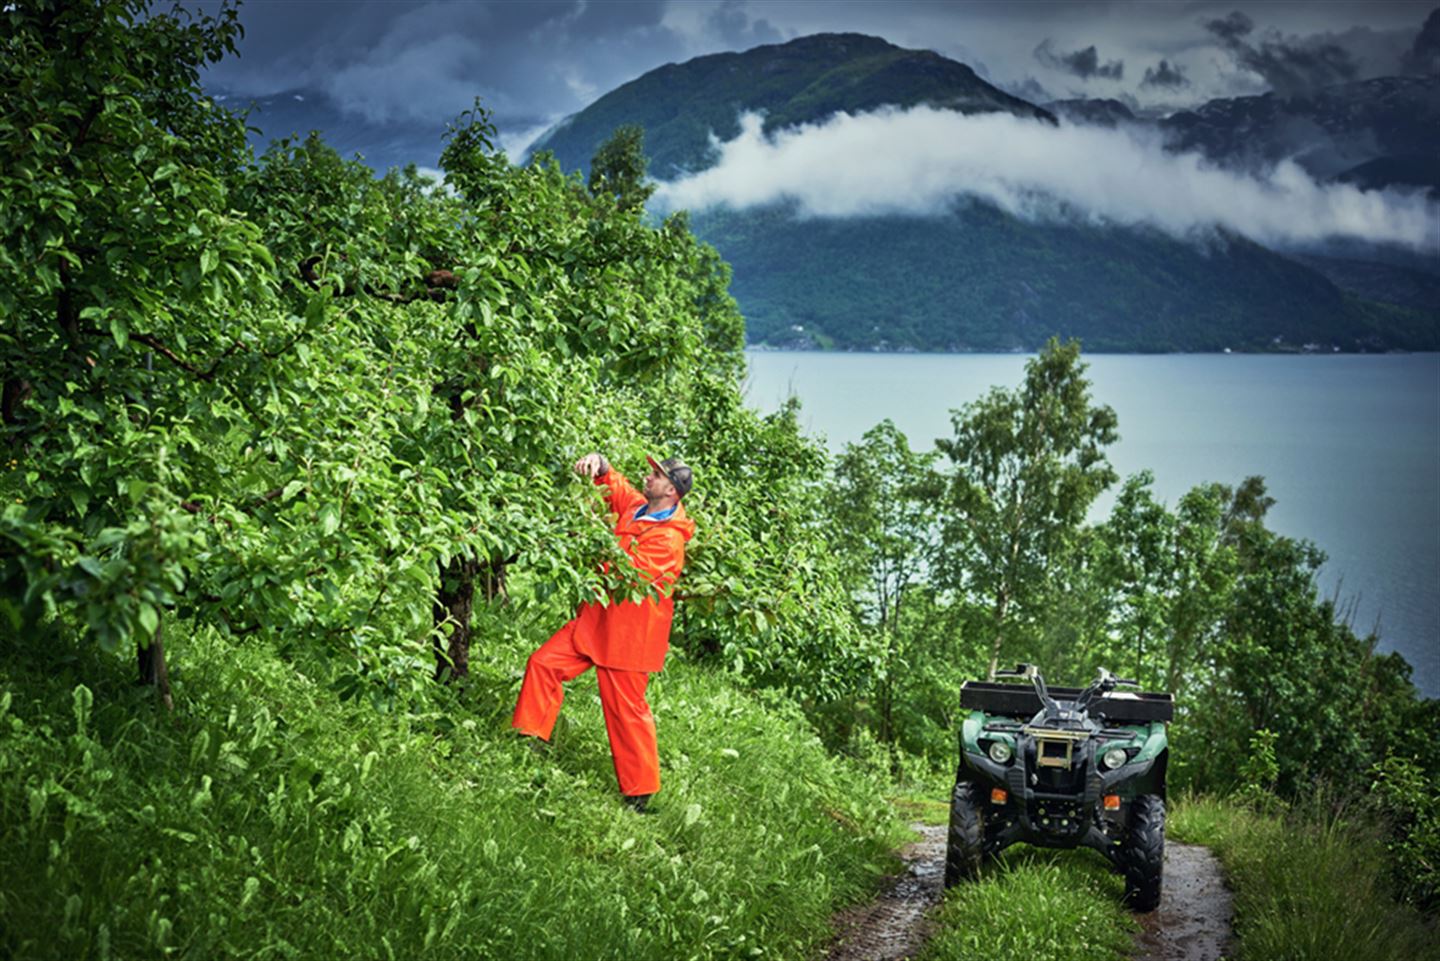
[823,829,1234,961]
[824,823,946,961]
[1134,841,1235,961]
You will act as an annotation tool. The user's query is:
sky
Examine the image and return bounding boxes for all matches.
[196,1,1438,254]
[201,0,1439,156]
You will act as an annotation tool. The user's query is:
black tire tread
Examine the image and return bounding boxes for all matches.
[944,778,985,888]
[1122,793,1165,911]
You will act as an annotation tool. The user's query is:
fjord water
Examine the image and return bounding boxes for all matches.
[744,351,1440,698]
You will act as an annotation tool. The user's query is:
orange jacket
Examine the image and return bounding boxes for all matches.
[569,468,696,673]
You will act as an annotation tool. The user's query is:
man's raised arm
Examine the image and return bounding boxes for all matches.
[574,451,643,515]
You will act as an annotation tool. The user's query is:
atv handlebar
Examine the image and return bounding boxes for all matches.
[997,665,1140,718]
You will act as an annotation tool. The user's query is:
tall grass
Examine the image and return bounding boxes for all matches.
[0,616,905,960]
[1172,794,1440,961]
[922,848,1137,961]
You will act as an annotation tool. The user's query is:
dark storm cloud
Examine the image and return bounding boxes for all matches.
[194,0,1431,154]
[1205,11,1255,46]
[1142,58,1189,89]
[1204,9,1361,97]
[708,0,783,47]
[1034,40,1124,80]
[1402,8,1440,74]
[202,1,690,130]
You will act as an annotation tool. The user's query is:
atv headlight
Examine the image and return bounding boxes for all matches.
[987,740,1013,764]
[1102,747,1129,770]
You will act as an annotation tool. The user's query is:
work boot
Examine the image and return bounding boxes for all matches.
[622,793,654,814]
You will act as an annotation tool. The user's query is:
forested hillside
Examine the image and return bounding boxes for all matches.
[3,3,1437,959]
[530,33,1053,181]
[532,33,1438,352]
[692,201,1428,352]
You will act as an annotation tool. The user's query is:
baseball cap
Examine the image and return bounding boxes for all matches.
[646,455,693,498]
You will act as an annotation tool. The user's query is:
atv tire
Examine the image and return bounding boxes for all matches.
[1121,793,1165,911]
[944,778,985,887]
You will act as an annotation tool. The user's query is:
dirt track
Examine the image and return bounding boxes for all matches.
[823,828,1234,961]
[1133,841,1235,961]
[824,823,946,961]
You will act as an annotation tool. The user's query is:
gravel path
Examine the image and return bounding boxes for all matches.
[824,823,946,961]
[1133,841,1236,961]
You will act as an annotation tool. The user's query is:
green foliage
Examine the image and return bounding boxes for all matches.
[807,347,1433,799]
[1173,479,1438,796]
[676,397,871,705]
[826,421,940,758]
[922,849,1137,961]
[1236,728,1281,809]
[1367,754,1440,909]
[0,622,902,960]
[935,338,1118,679]
[588,125,656,213]
[1172,795,1440,961]
[2,0,862,705]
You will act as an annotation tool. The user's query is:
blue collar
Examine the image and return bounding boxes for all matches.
[634,503,677,522]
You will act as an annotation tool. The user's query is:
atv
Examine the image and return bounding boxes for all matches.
[945,664,1173,911]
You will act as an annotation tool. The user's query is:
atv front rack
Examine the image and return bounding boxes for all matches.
[961,681,1173,723]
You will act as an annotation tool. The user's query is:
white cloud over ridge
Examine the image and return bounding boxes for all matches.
[651,108,1437,252]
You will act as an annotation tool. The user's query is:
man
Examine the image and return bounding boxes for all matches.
[512,451,695,812]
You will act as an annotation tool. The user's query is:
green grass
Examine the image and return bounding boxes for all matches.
[0,616,906,960]
[1171,794,1440,961]
[921,846,1138,961]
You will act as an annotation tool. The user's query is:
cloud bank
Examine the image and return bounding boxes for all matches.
[651,108,1436,252]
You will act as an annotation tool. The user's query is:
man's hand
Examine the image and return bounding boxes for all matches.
[574,452,610,478]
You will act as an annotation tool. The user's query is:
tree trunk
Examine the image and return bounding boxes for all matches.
[137,616,174,711]
[433,553,479,682]
[2,378,30,428]
[432,552,510,682]
[986,588,1010,681]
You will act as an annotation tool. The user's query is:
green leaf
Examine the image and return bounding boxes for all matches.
[137,603,159,637]
[200,247,218,275]
[110,314,129,349]
[320,504,340,537]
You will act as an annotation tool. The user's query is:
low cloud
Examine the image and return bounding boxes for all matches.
[651,108,1435,252]
[1142,59,1189,89]
[500,120,558,163]
[1035,40,1124,80]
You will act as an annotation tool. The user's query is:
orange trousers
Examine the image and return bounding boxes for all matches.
[511,619,660,797]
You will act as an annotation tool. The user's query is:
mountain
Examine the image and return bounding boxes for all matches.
[693,202,1425,352]
[1044,98,1138,128]
[530,33,1053,179]
[1053,81,1440,310]
[530,34,1436,352]
[1039,79,1440,191]
[1158,76,1440,184]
